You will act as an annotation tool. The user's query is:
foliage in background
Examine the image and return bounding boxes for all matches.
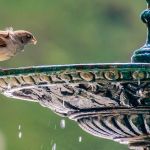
[0,0,146,150]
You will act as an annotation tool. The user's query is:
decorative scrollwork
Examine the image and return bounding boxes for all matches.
[0,64,150,149]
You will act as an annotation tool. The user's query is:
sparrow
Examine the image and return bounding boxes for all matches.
[0,27,37,61]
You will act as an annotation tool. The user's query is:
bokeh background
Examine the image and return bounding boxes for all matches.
[0,0,147,150]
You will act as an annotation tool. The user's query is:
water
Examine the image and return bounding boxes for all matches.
[18,125,22,139]
[138,79,141,85]
[60,119,65,129]
[54,125,57,130]
[50,140,54,145]
[63,100,65,108]
[48,120,51,127]
[18,132,22,139]
[18,125,21,130]
[78,136,82,142]
[7,84,11,89]
[52,143,56,150]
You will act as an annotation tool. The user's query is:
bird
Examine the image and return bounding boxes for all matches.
[0,27,37,61]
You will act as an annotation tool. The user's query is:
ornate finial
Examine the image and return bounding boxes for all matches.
[131,0,150,62]
[146,0,150,8]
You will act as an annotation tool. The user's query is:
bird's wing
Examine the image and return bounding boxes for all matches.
[0,31,9,38]
[0,37,7,47]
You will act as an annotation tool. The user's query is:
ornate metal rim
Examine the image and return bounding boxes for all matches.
[2,63,150,97]
[1,63,150,150]
[1,63,150,76]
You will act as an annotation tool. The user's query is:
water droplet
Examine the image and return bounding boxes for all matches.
[18,124,22,139]
[7,84,11,89]
[60,119,65,129]
[52,143,56,150]
[138,79,141,85]
[63,100,65,108]
[50,139,54,145]
[78,136,82,142]
[48,120,51,127]
[18,132,22,139]
[18,125,21,130]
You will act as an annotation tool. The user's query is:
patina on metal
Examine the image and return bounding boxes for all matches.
[0,1,149,150]
[132,0,150,63]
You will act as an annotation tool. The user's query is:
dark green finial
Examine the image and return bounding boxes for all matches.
[146,0,150,7]
[131,0,150,62]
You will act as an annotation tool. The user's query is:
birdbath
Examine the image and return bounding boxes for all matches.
[0,1,150,150]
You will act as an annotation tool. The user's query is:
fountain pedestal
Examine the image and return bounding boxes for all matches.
[0,1,150,150]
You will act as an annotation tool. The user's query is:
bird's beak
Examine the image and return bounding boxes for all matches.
[31,37,37,45]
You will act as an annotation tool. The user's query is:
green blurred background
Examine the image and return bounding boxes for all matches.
[0,0,147,150]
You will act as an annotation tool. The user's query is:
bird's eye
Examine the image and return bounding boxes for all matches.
[27,34,31,38]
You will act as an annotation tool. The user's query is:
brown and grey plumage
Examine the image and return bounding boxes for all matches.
[0,27,37,61]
